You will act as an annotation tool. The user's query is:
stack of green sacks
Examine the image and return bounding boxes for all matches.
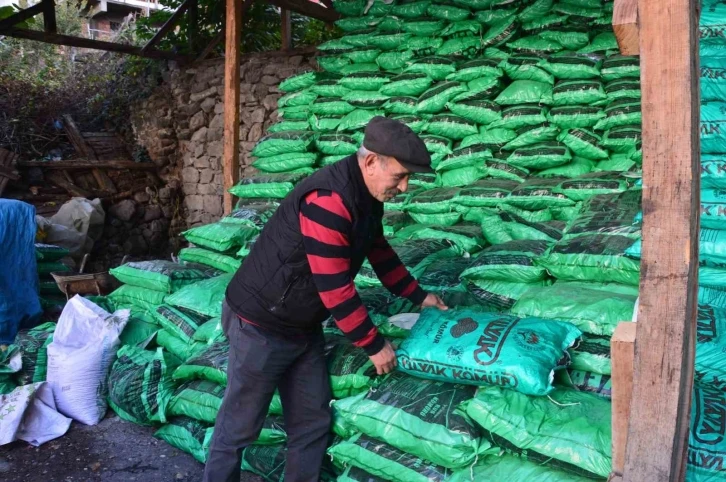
[35,243,71,312]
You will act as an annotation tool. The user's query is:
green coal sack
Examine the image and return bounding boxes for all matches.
[461,128,517,150]
[338,72,391,91]
[457,77,504,101]
[404,56,457,81]
[449,454,598,482]
[453,179,518,207]
[397,223,484,253]
[495,80,554,105]
[279,71,320,92]
[335,16,380,31]
[277,89,318,108]
[340,63,381,75]
[391,114,429,133]
[564,190,642,239]
[173,341,229,386]
[310,80,350,98]
[179,248,241,274]
[119,310,160,347]
[393,0,433,18]
[436,36,483,58]
[380,73,433,96]
[594,98,642,131]
[165,274,232,318]
[506,36,563,55]
[154,416,213,463]
[405,186,459,213]
[490,105,549,130]
[338,109,385,131]
[517,0,554,21]
[266,121,310,133]
[251,131,315,157]
[240,443,339,481]
[555,172,632,202]
[504,123,561,150]
[605,79,641,102]
[108,284,167,312]
[448,97,503,124]
[558,369,612,399]
[153,304,209,344]
[538,27,591,51]
[325,336,376,398]
[701,228,726,267]
[309,113,344,131]
[225,201,278,229]
[310,97,356,116]
[315,133,358,155]
[346,48,383,64]
[369,32,411,50]
[409,209,463,224]
[406,36,445,57]
[35,243,69,261]
[193,317,224,344]
[521,13,569,33]
[416,81,468,114]
[507,141,572,169]
[552,1,602,17]
[401,18,447,36]
[571,334,612,375]
[548,105,606,129]
[480,211,565,245]
[109,261,210,294]
[481,16,519,47]
[460,240,550,283]
[183,221,257,253]
[424,114,478,139]
[108,346,175,425]
[447,58,503,82]
[686,384,726,482]
[12,322,55,385]
[167,380,224,423]
[556,129,608,160]
[228,172,308,199]
[383,96,419,115]
[601,125,641,153]
[328,434,454,482]
[553,80,608,106]
[316,55,352,74]
[579,32,619,54]
[701,102,726,155]
[499,55,554,85]
[465,386,612,478]
[505,177,576,210]
[397,309,581,395]
[333,372,489,469]
[475,6,517,25]
[696,305,726,390]
[252,152,317,173]
[426,1,471,21]
[538,235,641,286]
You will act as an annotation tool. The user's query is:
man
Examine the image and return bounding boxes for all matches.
[203,116,448,482]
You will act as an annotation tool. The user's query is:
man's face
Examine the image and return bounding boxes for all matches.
[362,153,411,202]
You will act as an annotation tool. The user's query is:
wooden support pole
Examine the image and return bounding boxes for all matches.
[222,0,242,214]
[611,322,637,478]
[621,0,700,481]
[195,0,254,62]
[613,0,639,56]
[140,0,191,54]
[280,8,291,51]
[0,2,44,31]
[41,0,56,33]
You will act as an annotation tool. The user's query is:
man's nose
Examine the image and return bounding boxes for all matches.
[398,178,409,193]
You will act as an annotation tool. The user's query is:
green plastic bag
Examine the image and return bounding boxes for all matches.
[435,36,482,58]
[152,304,210,344]
[517,0,553,22]
[225,201,278,229]
[409,209,463,224]
[110,261,209,294]
[391,115,428,133]
[338,109,384,132]
[553,80,608,106]
[402,20,446,38]
[193,317,224,344]
[481,16,519,47]
[328,434,454,482]
[521,13,568,33]
[538,235,641,286]
[278,106,311,121]
[695,304,726,391]
[380,72,433,96]
[240,443,339,481]
[556,129,608,160]
[173,341,229,386]
[155,416,213,463]
[490,105,549,130]
[183,222,257,253]
[391,0,431,17]
[416,81,468,114]
[311,97,356,116]
[447,58,503,83]
[251,131,315,157]
[108,284,167,312]
[35,243,69,262]
[595,156,638,173]
[558,369,612,399]
[340,63,381,76]
[547,105,605,129]
[685,384,726,482]
[413,254,474,294]
[499,55,554,84]
[178,247,241,274]
[37,261,70,276]
[277,89,318,108]
[601,125,641,153]
[315,133,359,155]
[167,379,224,423]
[507,141,572,169]
[267,121,310,133]
[555,172,631,202]
[279,71,320,93]
[333,372,488,469]
[480,210,566,244]
[461,128,516,149]
[605,79,641,102]
[564,191,642,239]
[426,1,471,21]
[309,113,344,132]
[12,322,55,385]
[325,336,376,399]
[600,55,640,82]
[538,28,590,51]
[119,310,160,347]
[504,123,560,150]
[228,172,308,199]
[382,211,416,236]
[453,179,518,207]
[397,223,484,253]
[165,274,232,318]
[404,56,457,81]
[701,102,726,155]
[383,96,419,114]
[495,80,554,106]
[424,114,478,139]
[252,152,317,173]
[460,240,550,282]
[465,386,612,478]
[453,77,504,103]
[316,53,354,74]
[108,346,174,425]
[398,309,580,395]
[506,36,563,55]
[475,7,517,26]
[347,48,383,64]
[579,32,618,54]
[436,144,492,173]
[405,186,459,213]
[700,228,726,267]
[447,97,502,124]
[310,80,350,99]
[157,329,205,361]
[342,90,389,110]
[700,286,726,309]
[552,0,602,17]
[338,71,391,91]
[571,334,612,375]
[449,454,598,482]
[593,98,642,131]
[463,278,551,310]
[335,16,379,31]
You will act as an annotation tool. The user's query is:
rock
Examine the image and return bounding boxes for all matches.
[162,206,174,219]
[245,67,262,84]
[190,86,218,103]
[262,94,280,112]
[191,127,208,142]
[207,114,224,141]
[190,81,209,94]
[182,167,200,183]
[200,97,216,113]
[197,183,220,195]
[189,111,206,132]
[159,187,172,200]
[203,195,223,217]
[184,182,198,195]
[214,102,224,114]
[207,140,223,157]
[194,143,206,158]
[123,235,148,255]
[289,55,303,67]
[199,169,214,184]
[262,64,279,76]
[184,195,205,212]
[177,129,191,141]
[134,192,151,204]
[143,206,163,222]
[194,155,210,169]
[241,107,265,125]
[261,75,279,86]
[253,83,269,98]
[109,200,137,222]
[247,123,263,142]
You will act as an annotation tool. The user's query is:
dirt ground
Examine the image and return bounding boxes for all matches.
[0,414,263,482]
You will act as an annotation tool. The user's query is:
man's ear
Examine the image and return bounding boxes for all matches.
[362,152,379,174]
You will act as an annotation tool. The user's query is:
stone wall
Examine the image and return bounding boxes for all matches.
[131,49,317,231]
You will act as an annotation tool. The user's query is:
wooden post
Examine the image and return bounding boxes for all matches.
[41,0,56,33]
[621,0,700,481]
[280,8,292,51]
[613,0,639,55]
[611,322,637,478]
[222,0,242,214]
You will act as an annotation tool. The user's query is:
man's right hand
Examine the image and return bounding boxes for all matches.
[369,340,397,375]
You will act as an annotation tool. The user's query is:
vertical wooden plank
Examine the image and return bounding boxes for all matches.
[613,0,639,56]
[611,322,637,477]
[622,0,700,481]
[222,0,242,214]
[42,0,56,33]
[280,8,292,51]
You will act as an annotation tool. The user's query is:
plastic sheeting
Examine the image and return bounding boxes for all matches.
[0,200,42,344]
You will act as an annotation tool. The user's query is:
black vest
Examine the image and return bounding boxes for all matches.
[226,155,383,333]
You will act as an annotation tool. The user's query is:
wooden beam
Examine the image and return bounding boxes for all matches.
[140,0,191,54]
[17,160,158,170]
[0,2,44,31]
[280,8,292,51]
[222,0,242,214]
[266,0,339,23]
[194,0,255,62]
[188,0,198,52]
[621,0,700,481]
[0,28,189,61]
[46,171,92,198]
[62,115,95,159]
[41,0,56,33]
[611,322,637,478]
[613,0,639,56]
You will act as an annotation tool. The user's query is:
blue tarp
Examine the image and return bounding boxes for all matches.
[0,199,41,343]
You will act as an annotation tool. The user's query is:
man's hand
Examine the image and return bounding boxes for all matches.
[421,292,448,311]
[369,340,397,375]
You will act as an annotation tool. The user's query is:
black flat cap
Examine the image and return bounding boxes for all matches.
[363,116,433,173]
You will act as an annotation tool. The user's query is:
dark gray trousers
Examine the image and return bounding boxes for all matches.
[202,301,332,482]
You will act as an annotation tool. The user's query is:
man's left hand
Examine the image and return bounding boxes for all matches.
[421,292,448,311]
